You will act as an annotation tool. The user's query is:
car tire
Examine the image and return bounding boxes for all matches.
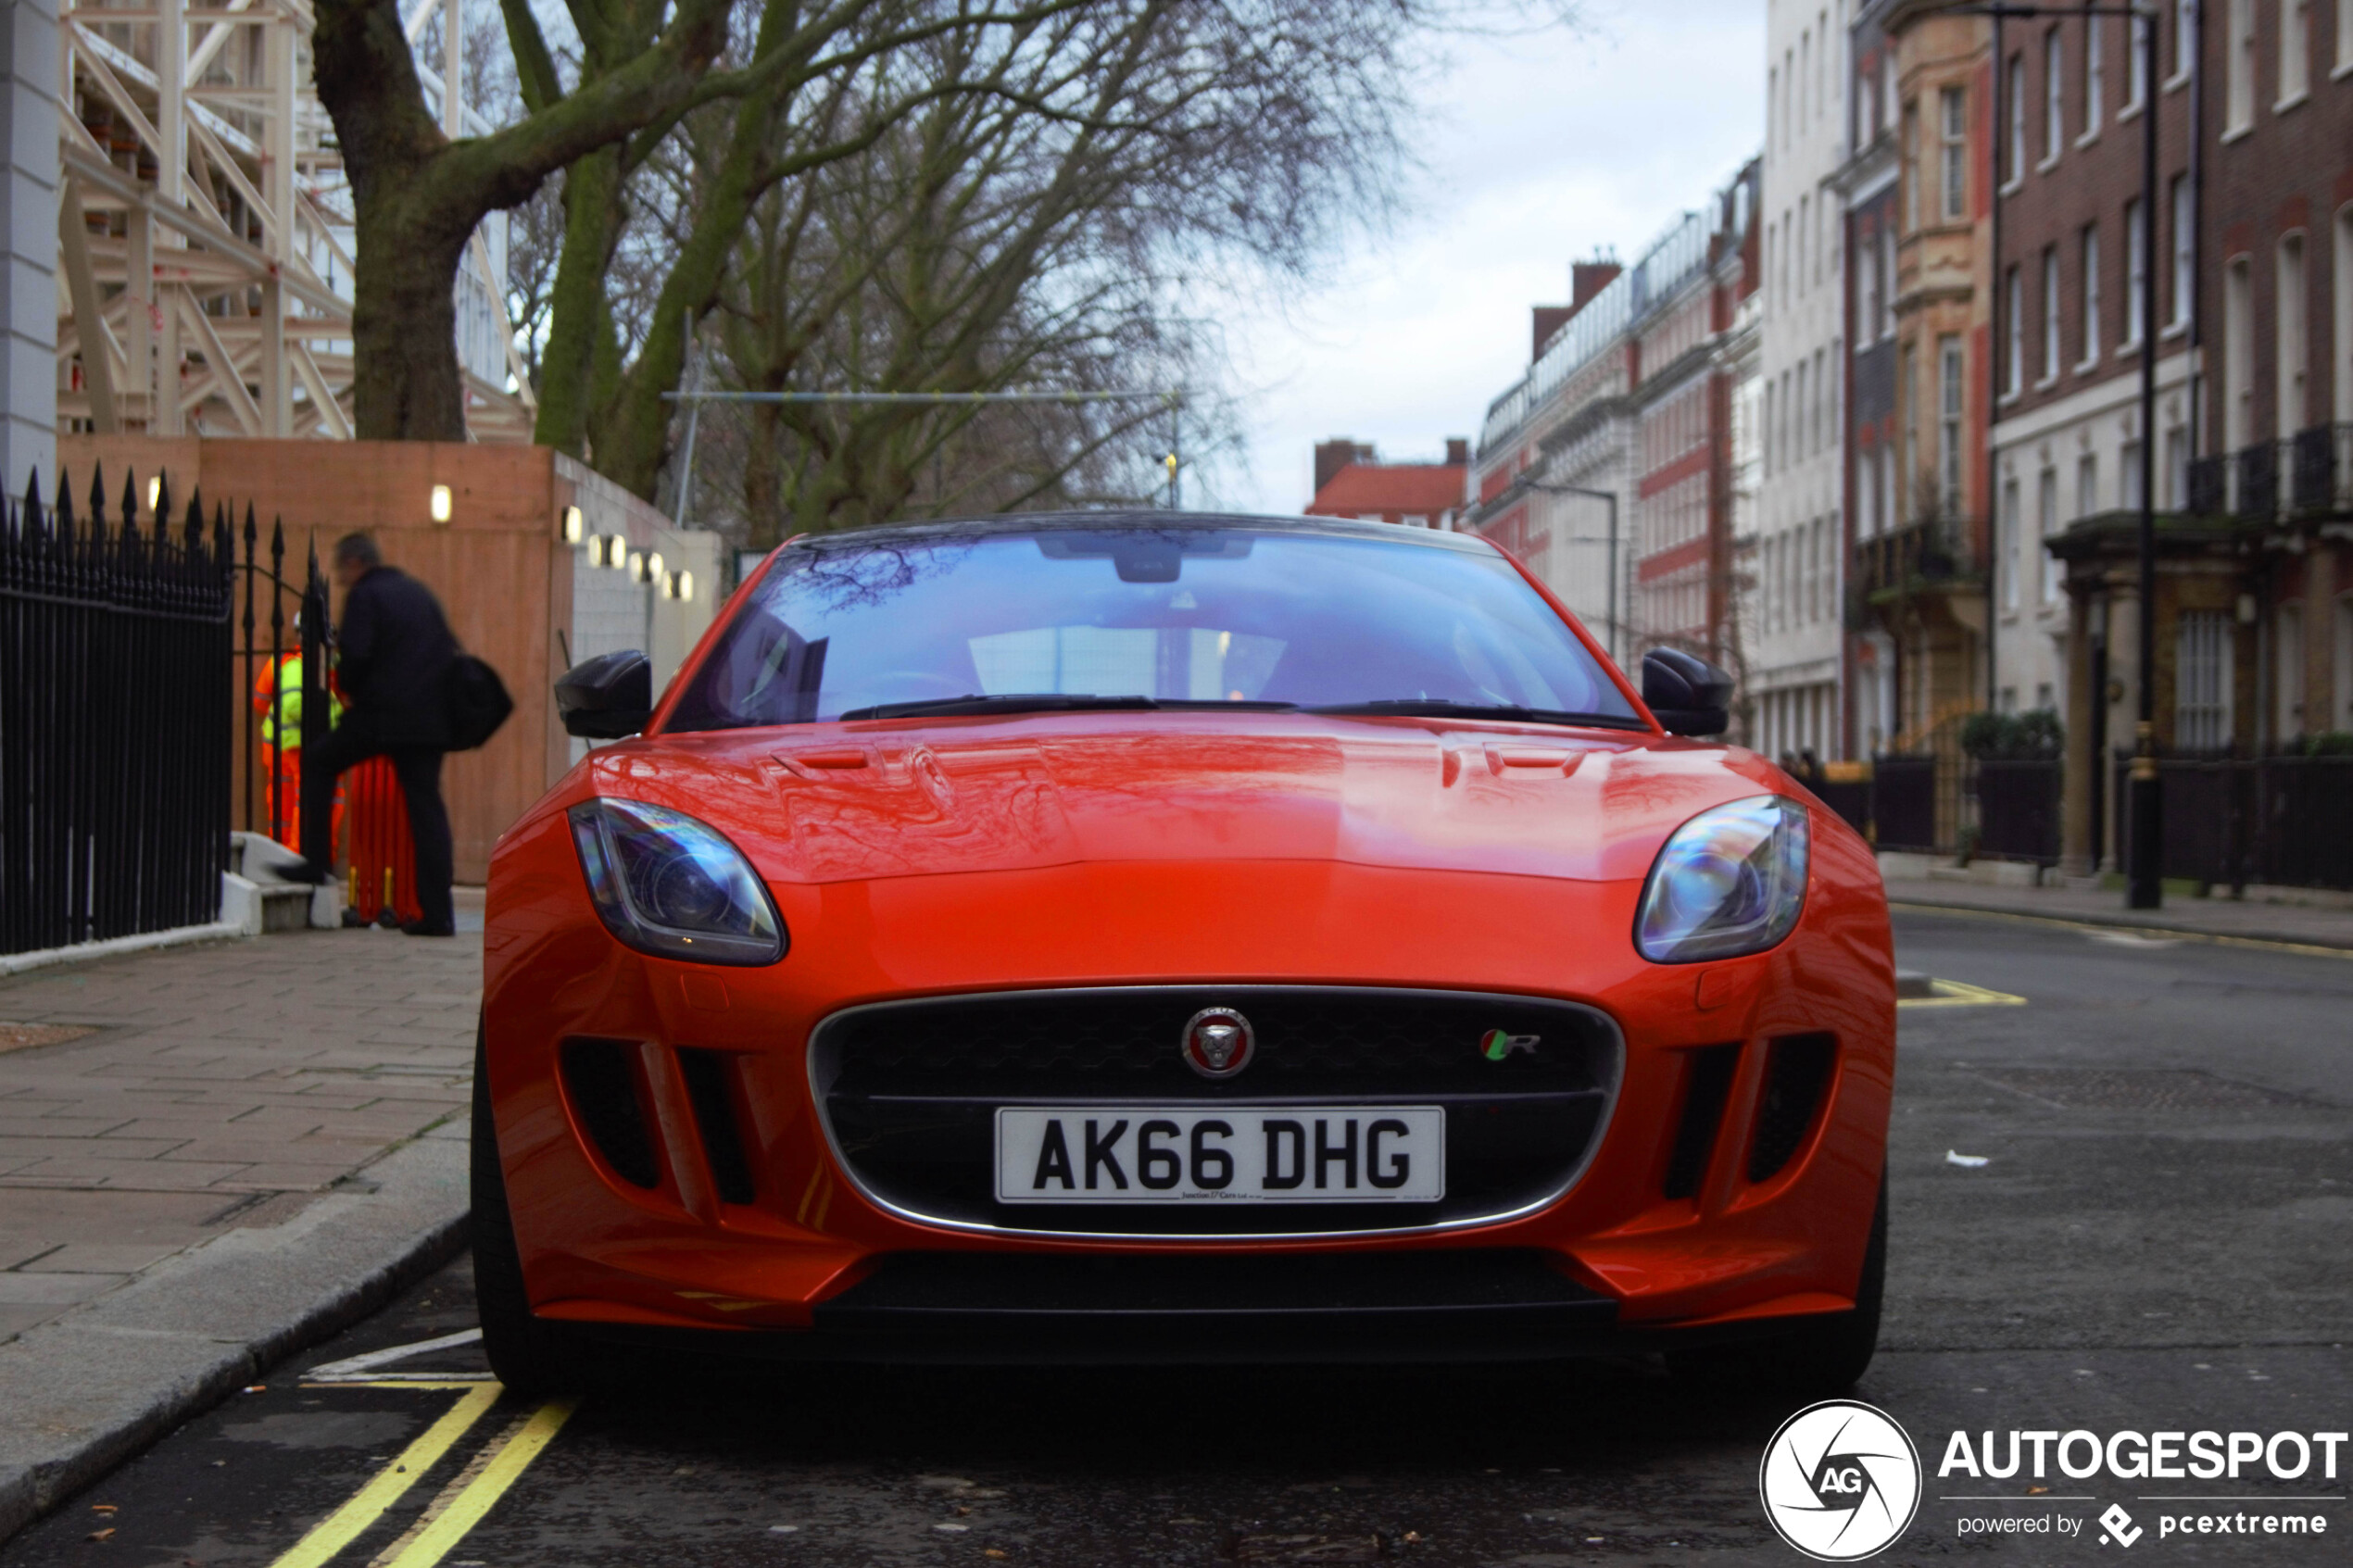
[1669,1169,1886,1398]
[471,1026,587,1396]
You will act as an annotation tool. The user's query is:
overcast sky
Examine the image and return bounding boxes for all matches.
[1187,0,1766,518]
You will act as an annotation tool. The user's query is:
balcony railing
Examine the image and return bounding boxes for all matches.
[1856,516,1974,600]
[2200,430,2350,522]
[2236,442,2279,524]
[2187,454,2227,516]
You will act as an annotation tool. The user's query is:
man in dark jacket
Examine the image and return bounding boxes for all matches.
[293,533,459,935]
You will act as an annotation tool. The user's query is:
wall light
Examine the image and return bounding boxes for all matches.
[627,549,646,580]
[145,475,161,511]
[561,505,584,545]
[430,483,453,524]
[604,534,629,569]
[645,550,664,586]
[671,570,694,603]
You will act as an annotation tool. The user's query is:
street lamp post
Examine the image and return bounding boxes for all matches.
[1952,2,2163,909]
[1519,482,1621,666]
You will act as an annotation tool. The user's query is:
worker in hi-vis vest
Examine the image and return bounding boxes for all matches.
[252,635,344,856]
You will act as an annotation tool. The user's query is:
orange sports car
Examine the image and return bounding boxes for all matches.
[473,512,1894,1394]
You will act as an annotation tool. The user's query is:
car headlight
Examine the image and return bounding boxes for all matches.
[567,798,786,965]
[1634,796,1809,963]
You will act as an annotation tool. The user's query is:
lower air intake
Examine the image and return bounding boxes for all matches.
[1662,1044,1740,1199]
[559,1038,660,1189]
[1748,1034,1836,1182]
[677,1047,758,1205]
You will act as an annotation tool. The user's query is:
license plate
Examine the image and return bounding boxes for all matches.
[994,1107,1445,1203]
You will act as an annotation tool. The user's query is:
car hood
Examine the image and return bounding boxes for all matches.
[580,715,1791,886]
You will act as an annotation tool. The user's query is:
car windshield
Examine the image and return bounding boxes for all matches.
[663,525,1640,732]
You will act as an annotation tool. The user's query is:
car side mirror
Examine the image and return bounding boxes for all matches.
[556,649,653,739]
[1641,647,1732,737]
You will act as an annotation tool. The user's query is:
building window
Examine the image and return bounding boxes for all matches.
[1795,360,1809,465]
[2000,478,2022,610]
[2007,54,2027,183]
[2006,265,2024,395]
[2225,255,2254,450]
[1860,225,1880,335]
[2338,205,2353,427]
[1900,343,1917,522]
[2278,232,2309,433]
[1764,380,1778,476]
[1938,336,1965,515]
[2278,0,2309,105]
[2165,423,2189,508]
[1940,86,1968,219]
[1861,445,1881,539]
[2169,174,2194,328]
[2044,29,2065,160]
[2042,245,2062,382]
[2128,12,2151,107]
[2340,0,2353,73]
[1881,441,1897,536]
[2081,224,2102,365]
[2176,610,2235,752]
[1814,346,1829,452]
[2276,605,2306,738]
[2226,0,2256,131]
[2037,466,2059,604]
[2122,437,2145,510]
[1799,194,1810,295]
[1881,226,1898,337]
[2123,196,2147,347]
[2084,14,2105,133]
[1903,101,1919,230]
[2177,0,2199,81]
[2070,455,2096,597]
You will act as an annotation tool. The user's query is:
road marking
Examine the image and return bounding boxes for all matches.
[264,1383,501,1568]
[1888,900,2353,960]
[308,1328,485,1384]
[1898,977,2028,1008]
[376,1399,576,1568]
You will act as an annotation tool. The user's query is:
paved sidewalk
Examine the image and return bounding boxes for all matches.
[1881,875,2353,951]
[0,924,481,1538]
[0,926,479,1345]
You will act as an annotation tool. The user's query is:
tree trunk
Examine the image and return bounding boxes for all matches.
[530,146,626,456]
[350,210,472,440]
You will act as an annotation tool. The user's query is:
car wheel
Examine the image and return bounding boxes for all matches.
[471,1026,586,1396]
[1669,1170,1886,1398]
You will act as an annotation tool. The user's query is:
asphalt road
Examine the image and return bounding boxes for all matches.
[6,908,2347,1567]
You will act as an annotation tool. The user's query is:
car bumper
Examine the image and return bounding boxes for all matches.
[482,806,1894,1351]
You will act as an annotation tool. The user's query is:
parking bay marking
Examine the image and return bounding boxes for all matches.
[1899,978,2028,1009]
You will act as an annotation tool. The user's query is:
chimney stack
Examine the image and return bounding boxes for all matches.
[1445,438,1469,467]
[1571,260,1622,314]
[1314,438,1376,495]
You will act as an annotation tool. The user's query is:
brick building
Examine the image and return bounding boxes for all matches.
[1989,0,2199,873]
[1839,0,1996,844]
[2043,1,2353,874]
[1303,437,1469,529]
[1838,6,1905,756]
[1469,163,1762,669]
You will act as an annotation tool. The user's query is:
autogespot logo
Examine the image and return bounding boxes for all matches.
[1760,1399,1925,1562]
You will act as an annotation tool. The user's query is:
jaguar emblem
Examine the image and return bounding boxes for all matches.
[1181,1007,1256,1079]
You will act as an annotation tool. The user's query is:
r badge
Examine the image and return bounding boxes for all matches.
[1480,1029,1540,1061]
[1181,1007,1256,1079]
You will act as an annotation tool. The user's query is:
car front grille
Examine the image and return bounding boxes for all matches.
[811,986,1621,1236]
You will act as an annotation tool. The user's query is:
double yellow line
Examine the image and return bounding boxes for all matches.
[267,1383,573,1568]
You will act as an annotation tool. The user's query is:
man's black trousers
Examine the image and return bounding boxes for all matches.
[299,721,455,932]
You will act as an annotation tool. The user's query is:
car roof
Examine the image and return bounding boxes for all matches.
[786,509,1501,557]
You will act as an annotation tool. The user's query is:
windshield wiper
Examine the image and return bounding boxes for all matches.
[1305,698,1648,731]
[838,693,1158,721]
[837,694,1304,721]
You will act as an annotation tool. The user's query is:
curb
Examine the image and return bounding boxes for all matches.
[1886,895,2353,955]
[0,1128,472,1545]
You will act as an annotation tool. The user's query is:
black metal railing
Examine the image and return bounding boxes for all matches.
[1,470,235,956]
[1855,517,1972,601]
[2113,754,2353,892]
[1974,758,2063,864]
[2186,454,2227,516]
[2235,442,2278,524]
[1870,755,1939,852]
[2288,426,2335,515]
